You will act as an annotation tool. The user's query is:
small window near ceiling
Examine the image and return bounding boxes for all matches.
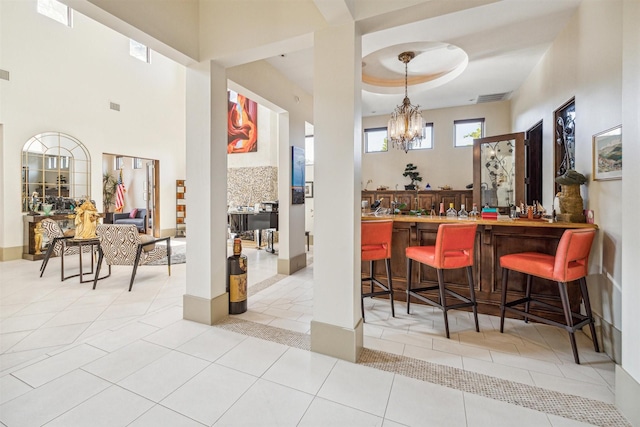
[454,118,485,147]
[129,39,151,63]
[364,127,388,153]
[409,123,434,150]
[37,0,72,27]
[305,136,314,165]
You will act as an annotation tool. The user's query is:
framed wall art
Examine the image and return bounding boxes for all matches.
[593,125,622,181]
[291,146,305,204]
[227,90,258,154]
[305,181,313,198]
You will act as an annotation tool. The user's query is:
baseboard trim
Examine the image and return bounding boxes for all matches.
[0,246,23,261]
[310,319,363,362]
[615,366,640,426]
[277,252,307,275]
[183,293,229,325]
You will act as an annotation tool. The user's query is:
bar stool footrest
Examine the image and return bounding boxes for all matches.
[362,277,392,298]
[503,297,594,333]
[408,290,475,311]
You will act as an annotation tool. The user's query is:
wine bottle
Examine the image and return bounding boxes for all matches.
[227,238,248,314]
[446,203,457,218]
[458,204,468,219]
[469,203,480,219]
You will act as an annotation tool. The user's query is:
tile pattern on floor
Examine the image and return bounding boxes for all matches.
[213,317,629,427]
[0,242,629,426]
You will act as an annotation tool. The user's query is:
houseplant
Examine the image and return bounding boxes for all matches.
[102,172,117,218]
[403,163,422,190]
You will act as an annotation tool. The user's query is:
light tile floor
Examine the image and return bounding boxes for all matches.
[0,240,628,426]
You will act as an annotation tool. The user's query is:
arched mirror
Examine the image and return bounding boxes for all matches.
[473,132,524,212]
[22,132,91,212]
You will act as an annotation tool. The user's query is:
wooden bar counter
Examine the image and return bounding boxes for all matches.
[362,214,598,321]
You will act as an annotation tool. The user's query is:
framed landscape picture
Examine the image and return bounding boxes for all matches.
[593,125,622,181]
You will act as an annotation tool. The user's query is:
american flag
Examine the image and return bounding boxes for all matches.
[115,169,126,213]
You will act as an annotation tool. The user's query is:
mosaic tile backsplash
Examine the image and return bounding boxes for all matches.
[227,166,278,208]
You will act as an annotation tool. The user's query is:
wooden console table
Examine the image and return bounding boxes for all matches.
[362,215,597,321]
[23,213,75,261]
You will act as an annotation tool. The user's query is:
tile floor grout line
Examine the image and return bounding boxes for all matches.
[213,317,630,427]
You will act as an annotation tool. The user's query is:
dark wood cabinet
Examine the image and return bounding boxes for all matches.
[23,214,75,261]
[363,189,472,213]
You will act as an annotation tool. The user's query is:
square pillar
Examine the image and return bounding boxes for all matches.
[311,22,363,362]
[183,60,229,324]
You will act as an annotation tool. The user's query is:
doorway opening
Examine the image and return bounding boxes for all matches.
[102,154,160,237]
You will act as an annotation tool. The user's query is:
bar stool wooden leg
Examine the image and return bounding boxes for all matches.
[406,258,412,314]
[524,275,533,323]
[466,266,479,333]
[385,258,395,317]
[500,268,509,333]
[437,269,450,339]
[558,281,580,364]
[369,261,375,294]
[579,277,600,353]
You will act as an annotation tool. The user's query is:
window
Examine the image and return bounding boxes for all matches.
[364,127,388,153]
[454,118,485,147]
[37,0,72,27]
[305,136,314,165]
[409,123,434,150]
[129,39,150,63]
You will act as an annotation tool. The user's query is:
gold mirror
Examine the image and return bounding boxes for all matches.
[473,132,524,212]
[22,132,91,212]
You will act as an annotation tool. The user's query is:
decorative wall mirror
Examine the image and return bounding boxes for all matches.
[473,132,524,212]
[554,98,575,195]
[22,132,91,212]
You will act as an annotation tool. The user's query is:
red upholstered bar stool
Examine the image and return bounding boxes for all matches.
[406,223,479,339]
[499,228,598,364]
[361,220,395,321]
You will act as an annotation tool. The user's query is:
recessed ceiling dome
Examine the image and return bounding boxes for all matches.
[362,42,468,95]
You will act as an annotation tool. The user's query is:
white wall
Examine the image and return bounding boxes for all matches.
[511,0,623,359]
[362,101,511,191]
[0,0,186,251]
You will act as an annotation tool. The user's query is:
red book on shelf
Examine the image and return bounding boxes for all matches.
[481,212,498,219]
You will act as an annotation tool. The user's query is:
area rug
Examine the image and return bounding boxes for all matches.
[148,243,186,265]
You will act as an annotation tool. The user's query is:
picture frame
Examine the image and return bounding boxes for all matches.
[592,125,622,181]
[291,146,305,205]
[305,181,314,198]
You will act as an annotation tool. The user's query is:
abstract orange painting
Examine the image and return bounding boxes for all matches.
[228,90,258,154]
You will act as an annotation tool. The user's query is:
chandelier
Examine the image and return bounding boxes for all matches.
[387,51,424,153]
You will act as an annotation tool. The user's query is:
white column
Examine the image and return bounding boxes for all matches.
[277,112,308,274]
[311,22,363,362]
[183,60,229,324]
[617,0,640,423]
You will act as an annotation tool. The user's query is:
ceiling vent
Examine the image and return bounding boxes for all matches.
[0,69,9,81]
[476,92,511,103]
[109,102,120,111]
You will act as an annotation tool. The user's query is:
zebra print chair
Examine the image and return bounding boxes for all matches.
[93,224,171,291]
[39,218,95,280]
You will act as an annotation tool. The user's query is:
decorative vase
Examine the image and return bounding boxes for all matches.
[557,184,585,223]
[41,204,53,216]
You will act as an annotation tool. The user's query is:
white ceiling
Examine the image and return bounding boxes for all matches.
[265,0,580,117]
